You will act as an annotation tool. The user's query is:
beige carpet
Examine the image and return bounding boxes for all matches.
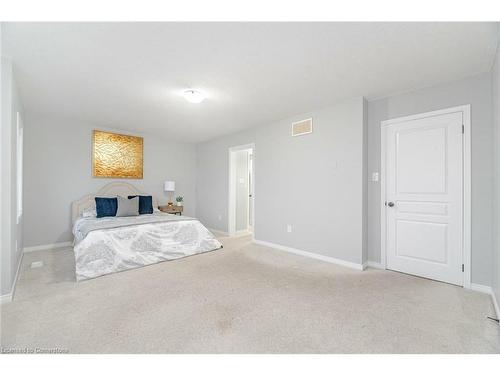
[1,234,499,353]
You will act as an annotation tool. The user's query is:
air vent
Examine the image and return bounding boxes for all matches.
[292,118,313,137]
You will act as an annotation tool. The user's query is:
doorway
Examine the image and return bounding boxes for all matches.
[380,105,471,287]
[228,144,255,237]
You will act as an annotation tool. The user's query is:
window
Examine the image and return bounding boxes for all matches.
[16,112,23,224]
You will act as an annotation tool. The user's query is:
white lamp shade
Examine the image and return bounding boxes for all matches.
[164,181,175,192]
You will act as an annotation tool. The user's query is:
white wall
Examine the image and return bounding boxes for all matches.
[492,42,500,312]
[23,115,197,247]
[1,56,24,297]
[197,97,367,265]
[367,73,494,286]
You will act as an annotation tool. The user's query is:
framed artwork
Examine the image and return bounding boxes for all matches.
[92,130,143,179]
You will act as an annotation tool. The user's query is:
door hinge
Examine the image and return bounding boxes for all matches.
[462,264,464,272]
[462,124,465,134]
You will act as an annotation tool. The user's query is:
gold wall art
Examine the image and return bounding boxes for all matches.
[92,130,143,179]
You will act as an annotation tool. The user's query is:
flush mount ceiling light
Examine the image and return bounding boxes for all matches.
[182,89,206,104]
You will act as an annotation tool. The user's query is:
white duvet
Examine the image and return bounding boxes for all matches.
[72,213,222,281]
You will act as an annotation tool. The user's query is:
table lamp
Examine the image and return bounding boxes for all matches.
[164,181,175,206]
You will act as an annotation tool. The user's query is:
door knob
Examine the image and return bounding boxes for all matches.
[387,201,395,207]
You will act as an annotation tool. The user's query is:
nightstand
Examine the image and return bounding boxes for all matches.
[158,205,184,215]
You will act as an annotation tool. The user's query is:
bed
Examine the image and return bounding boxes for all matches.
[71,182,222,281]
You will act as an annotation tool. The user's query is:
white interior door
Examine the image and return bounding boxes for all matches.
[235,150,250,232]
[248,152,254,230]
[384,111,463,286]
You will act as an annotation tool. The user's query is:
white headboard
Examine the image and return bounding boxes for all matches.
[71,182,158,224]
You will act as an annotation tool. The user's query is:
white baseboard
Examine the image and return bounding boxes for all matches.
[23,241,73,253]
[0,252,23,304]
[491,290,500,323]
[252,239,364,271]
[207,228,229,237]
[470,283,500,324]
[366,261,385,270]
[0,293,13,304]
[208,228,254,238]
[470,283,492,294]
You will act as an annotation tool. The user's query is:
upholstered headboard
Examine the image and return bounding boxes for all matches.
[71,182,158,224]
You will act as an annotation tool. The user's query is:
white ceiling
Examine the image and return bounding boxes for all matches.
[3,22,499,142]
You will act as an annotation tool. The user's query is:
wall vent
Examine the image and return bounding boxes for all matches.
[292,118,313,137]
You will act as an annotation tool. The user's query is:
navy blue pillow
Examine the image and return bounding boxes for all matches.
[95,197,118,218]
[128,195,153,215]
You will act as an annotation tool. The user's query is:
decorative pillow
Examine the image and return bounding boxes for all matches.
[116,196,139,217]
[95,197,118,218]
[128,195,153,215]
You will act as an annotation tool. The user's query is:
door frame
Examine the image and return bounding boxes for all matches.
[380,105,471,288]
[228,143,255,239]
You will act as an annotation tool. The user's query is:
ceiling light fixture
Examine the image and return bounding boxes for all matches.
[182,89,206,104]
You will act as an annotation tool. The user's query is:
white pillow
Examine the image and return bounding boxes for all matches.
[82,207,97,218]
